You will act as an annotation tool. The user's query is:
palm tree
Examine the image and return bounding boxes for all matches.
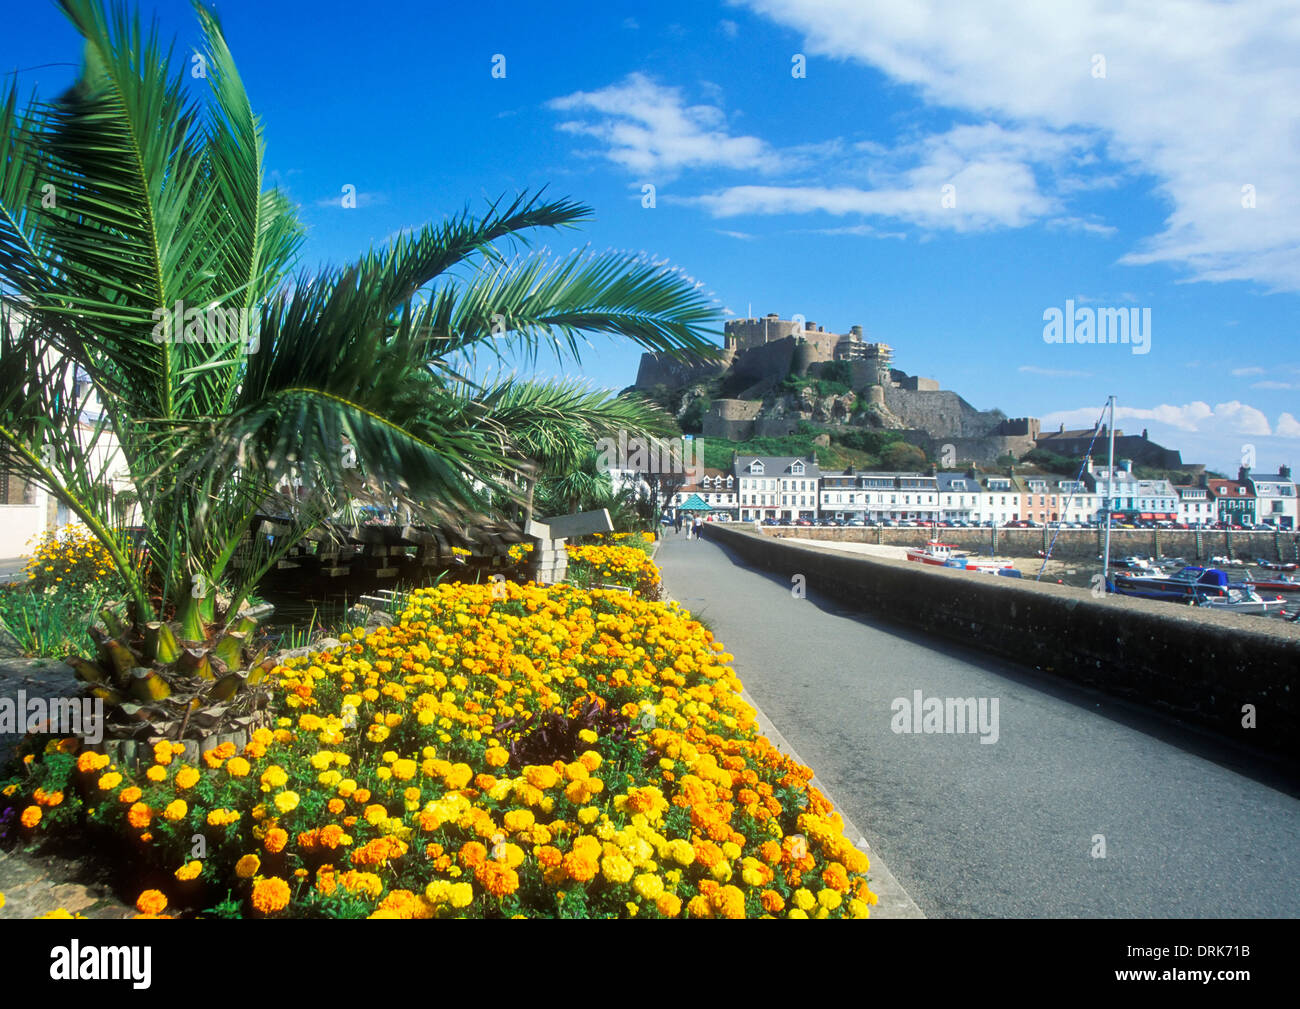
[0,0,719,741]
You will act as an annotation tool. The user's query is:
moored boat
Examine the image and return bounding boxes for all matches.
[907,540,1015,573]
[1193,589,1287,615]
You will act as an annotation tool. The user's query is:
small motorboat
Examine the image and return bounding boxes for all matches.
[1256,559,1298,573]
[907,540,1015,573]
[1193,587,1287,615]
[1109,565,1238,602]
[1245,571,1300,593]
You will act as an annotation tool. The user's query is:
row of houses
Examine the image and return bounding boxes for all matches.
[666,454,1297,529]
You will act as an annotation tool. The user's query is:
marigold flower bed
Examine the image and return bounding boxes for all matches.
[1,555,876,918]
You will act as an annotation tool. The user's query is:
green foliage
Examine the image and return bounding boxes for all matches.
[1022,448,1083,475]
[0,583,114,659]
[679,395,710,434]
[817,360,854,388]
[881,441,928,471]
[831,428,906,455]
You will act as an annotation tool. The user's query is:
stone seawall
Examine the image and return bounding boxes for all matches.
[703,524,1300,761]
[757,525,1300,564]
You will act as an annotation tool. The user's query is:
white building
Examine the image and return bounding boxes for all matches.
[736,455,821,522]
[976,476,1021,526]
[1174,483,1214,526]
[1245,465,1296,530]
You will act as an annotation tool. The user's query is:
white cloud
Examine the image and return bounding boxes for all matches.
[1232,366,1265,376]
[690,122,1092,231]
[1042,400,1270,436]
[548,74,768,176]
[1252,380,1297,390]
[1276,413,1300,438]
[714,229,757,240]
[720,19,739,37]
[738,0,1300,291]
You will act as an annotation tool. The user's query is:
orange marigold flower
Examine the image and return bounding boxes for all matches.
[476,860,520,898]
[536,845,563,868]
[562,852,597,883]
[822,862,850,892]
[251,876,291,915]
[174,766,200,790]
[327,798,345,815]
[135,889,168,915]
[263,827,288,854]
[761,889,785,913]
[459,841,487,868]
[126,802,152,829]
[20,806,41,829]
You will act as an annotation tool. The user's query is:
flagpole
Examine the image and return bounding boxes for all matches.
[1102,395,1116,584]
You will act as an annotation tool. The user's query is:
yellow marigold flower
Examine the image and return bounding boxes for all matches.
[174,861,203,881]
[163,799,187,822]
[235,854,261,878]
[135,890,167,915]
[226,757,251,777]
[502,809,534,833]
[152,742,173,766]
[577,806,600,825]
[448,882,474,908]
[145,765,167,783]
[601,853,635,885]
[274,791,300,814]
[633,873,664,900]
[174,766,200,790]
[260,765,288,790]
[391,758,417,781]
[97,771,122,791]
[817,888,842,911]
[484,746,509,768]
[251,876,291,915]
[848,898,870,919]
[793,888,816,911]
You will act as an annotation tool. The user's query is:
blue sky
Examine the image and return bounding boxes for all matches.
[5,0,1298,475]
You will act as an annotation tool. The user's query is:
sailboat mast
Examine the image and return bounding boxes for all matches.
[1102,395,1116,581]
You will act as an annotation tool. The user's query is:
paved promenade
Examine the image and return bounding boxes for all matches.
[656,531,1300,918]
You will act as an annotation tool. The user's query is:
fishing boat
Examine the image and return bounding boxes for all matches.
[1257,559,1298,572]
[906,540,1015,573]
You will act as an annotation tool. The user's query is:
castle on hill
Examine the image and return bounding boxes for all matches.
[633,312,1185,469]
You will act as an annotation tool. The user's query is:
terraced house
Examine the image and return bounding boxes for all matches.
[1243,464,1296,530]
[1174,482,1214,526]
[975,475,1022,526]
[1085,459,1178,523]
[1207,476,1256,526]
[735,455,821,523]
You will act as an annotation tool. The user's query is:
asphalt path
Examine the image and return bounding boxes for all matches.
[656,528,1300,918]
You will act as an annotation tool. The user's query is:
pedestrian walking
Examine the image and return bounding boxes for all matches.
[693,517,701,540]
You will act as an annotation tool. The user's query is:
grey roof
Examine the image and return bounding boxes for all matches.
[935,473,978,492]
[734,455,821,478]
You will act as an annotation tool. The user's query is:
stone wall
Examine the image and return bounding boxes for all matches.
[703,524,1300,760]
[635,349,732,390]
[753,524,1300,564]
[703,398,764,440]
[881,386,1005,440]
